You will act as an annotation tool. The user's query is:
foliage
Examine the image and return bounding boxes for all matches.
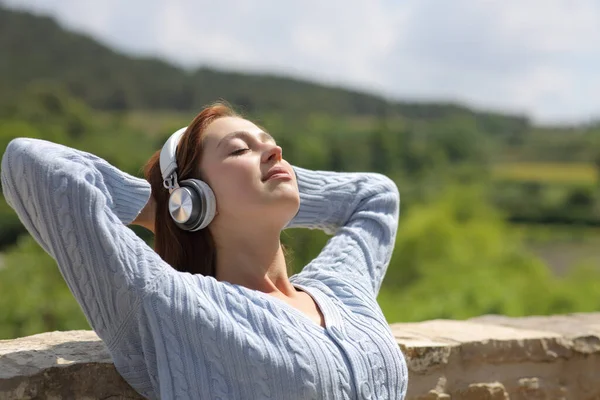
[0,235,90,339]
[378,186,569,322]
[1,4,600,339]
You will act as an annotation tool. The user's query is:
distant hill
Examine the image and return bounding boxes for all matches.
[0,5,529,134]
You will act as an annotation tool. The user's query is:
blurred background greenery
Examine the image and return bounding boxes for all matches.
[1,6,600,339]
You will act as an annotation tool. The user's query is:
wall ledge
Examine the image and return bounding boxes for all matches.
[391,313,600,399]
[1,313,600,399]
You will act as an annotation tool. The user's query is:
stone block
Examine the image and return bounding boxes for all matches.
[459,382,508,400]
[0,330,141,400]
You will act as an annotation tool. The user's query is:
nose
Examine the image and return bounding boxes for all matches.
[263,143,283,163]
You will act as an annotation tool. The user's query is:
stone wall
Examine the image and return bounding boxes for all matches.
[1,313,599,399]
[393,313,600,399]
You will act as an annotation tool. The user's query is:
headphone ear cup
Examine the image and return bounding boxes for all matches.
[168,179,216,232]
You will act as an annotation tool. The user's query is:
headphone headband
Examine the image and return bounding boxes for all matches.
[159,127,188,181]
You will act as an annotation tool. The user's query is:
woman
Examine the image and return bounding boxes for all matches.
[1,103,408,399]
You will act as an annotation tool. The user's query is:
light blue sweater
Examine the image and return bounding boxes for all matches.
[1,138,408,400]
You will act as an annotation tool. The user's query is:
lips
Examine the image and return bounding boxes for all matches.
[262,166,291,182]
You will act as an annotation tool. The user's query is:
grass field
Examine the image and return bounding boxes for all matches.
[492,162,597,184]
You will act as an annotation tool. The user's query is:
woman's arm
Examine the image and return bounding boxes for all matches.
[131,194,156,234]
[285,166,400,296]
[1,138,170,347]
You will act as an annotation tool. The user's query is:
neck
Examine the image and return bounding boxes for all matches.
[211,222,296,297]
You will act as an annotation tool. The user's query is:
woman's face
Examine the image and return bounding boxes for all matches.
[199,116,300,229]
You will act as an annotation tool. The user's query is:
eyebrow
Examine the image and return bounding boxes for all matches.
[216,130,276,149]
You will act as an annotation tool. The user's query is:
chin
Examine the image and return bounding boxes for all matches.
[267,184,299,202]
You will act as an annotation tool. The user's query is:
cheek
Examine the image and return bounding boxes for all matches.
[211,163,258,203]
[218,178,254,200]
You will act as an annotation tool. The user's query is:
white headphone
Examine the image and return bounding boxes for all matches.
[159,127,217,231]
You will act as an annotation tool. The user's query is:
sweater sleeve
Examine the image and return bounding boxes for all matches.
[0,137,171,346]
[285,166,400,296]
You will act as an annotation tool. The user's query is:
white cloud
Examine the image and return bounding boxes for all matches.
[380,0,600,122]
[4,0,600,123]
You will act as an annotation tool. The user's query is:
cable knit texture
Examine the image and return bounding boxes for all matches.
[1,138,408,400]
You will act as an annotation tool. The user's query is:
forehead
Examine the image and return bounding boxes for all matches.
[203,117,262,145]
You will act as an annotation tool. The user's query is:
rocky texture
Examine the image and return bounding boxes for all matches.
[392,312,600,399]
[0,330,141,399]
[1,313,600,399]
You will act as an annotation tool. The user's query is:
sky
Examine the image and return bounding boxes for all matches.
[4,0,600,124]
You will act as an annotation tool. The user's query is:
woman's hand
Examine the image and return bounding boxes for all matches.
[131,194,156,234]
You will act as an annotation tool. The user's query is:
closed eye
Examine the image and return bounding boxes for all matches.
[230,148,249,156]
